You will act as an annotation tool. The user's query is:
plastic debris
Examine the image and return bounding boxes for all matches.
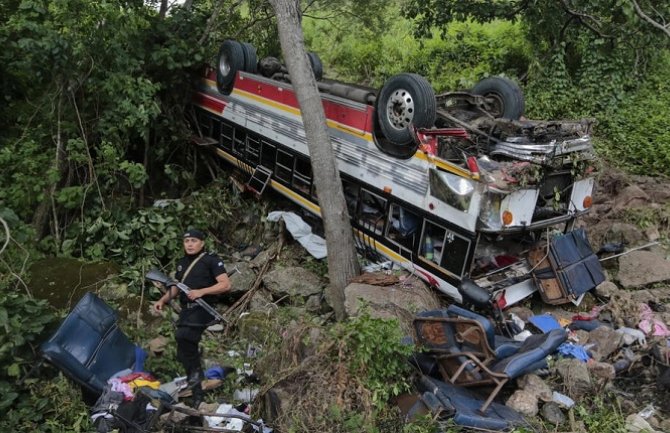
[205,404,245,430]
[638,404,656,419]
[513,330,532,342]
[551,391,575,409]
[529,314,562,333]
[233,387,259,402]
[616,327,647,346]
[510,314,525,331]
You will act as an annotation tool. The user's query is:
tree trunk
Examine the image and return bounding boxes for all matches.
[159,0,168,19]
[33,94,67,241]
[269,0,360,320]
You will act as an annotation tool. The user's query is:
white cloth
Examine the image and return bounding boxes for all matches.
[267,211,327,259]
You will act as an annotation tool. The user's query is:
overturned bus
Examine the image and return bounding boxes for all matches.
[191,39,605,309]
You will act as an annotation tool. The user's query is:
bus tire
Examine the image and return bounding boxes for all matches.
[241,42,258,74]
[307,52,323,81]
[472,76,524,119]
[217,40,245,94]
[377,73,436,147]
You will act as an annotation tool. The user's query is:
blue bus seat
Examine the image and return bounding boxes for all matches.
[40,292,138,395]
[413,307,567,412]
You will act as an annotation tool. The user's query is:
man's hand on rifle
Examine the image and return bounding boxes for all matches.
[186,289,204,301]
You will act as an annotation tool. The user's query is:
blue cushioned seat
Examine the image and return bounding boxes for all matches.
[413,306,567,412]
[408,375,529,430]
[40,292,137,395]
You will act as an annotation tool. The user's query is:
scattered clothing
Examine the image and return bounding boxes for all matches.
[557,342,590,362]
[639,304,670,337]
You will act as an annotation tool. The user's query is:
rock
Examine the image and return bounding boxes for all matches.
[305,294,322,313]
[594,281,619,298]
[645,227,661,242]
[516,374,552,402]
[625,414,661,433]
[237,311,277,342]
[229,262,257,295]
[160,403,190,423]
[612,185,650,213]
[507,306,534,323]
[555,358,591,398]
[541,402,566,426]
[250,245,278,269]
[589,222,646,253]
[200,402,219,415]
[587,361,616,381]
[343,276,441,322]
[248,288,274,312]
[587,326,623,361]
[573,329,590,344]
[100,281,129,300]
[239,244,262,259]
[659,419,670,433]
[618,251,670,289]
[648,416,661,429]
[658,367,670,390]
[263,266,323,298]
[148,336,168,354]
[505,389,538,416]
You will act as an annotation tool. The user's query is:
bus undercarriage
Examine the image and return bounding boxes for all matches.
[192,39,605,309]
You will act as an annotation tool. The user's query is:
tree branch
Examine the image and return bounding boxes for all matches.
[559,0,613,38]
[0,216,9,257]
[630,0,670,37]
[198,0,244,46]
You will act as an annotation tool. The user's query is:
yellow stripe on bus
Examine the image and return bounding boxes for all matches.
[204,80,475,180]
[414,152,474,178]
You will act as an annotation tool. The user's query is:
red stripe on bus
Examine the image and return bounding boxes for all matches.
[204,71,375,133]
[193,92,226,113]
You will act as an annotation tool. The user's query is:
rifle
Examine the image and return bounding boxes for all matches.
[145,269,227,323]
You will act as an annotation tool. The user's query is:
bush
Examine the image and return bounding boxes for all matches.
[594,53,670,176]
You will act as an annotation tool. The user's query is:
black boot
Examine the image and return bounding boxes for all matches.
[187,368,205,410]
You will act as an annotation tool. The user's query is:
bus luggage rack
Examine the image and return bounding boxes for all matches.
[246,165,273,196]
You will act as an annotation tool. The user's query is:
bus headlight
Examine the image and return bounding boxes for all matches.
[429,169,475,211]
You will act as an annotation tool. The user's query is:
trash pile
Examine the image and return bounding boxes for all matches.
[40,292,272,432]
[402,296,670,431]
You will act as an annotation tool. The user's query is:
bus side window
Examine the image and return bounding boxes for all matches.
[342,180,359,217]
[261,140,276,170]
[440,230,470,278]
[221,122,234,151]
[197,111,212,137]
[293,158,312,195]
[275,148,293,183]
[357,189,386,235]
[387,203,419,251]
[233,128,247,157]
[420,221,447,265]
[247,134,261,165]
